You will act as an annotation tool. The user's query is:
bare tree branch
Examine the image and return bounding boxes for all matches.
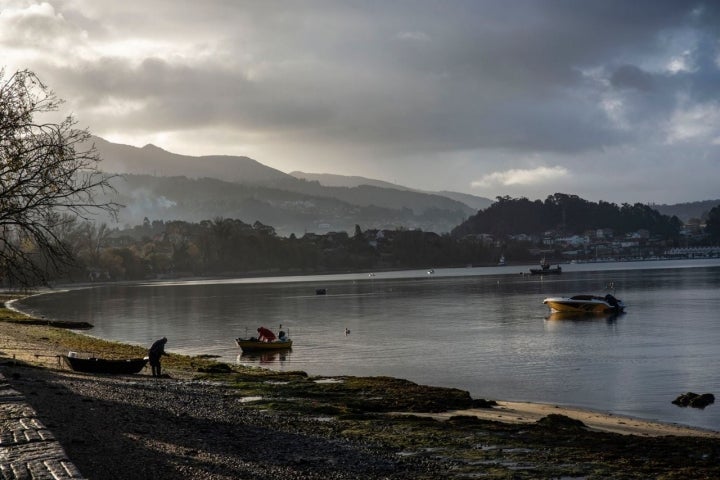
[0,68,120,287]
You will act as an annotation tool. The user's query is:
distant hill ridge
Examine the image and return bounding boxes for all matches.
[290,171,414,190]
[653,200,720,223]
[90,137,487,235]
[90,137,714,233]
[93,137,291,184]
[290,171,493,211]
[93,137,490,213]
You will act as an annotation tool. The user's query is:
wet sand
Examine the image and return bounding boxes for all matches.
[414,400,720,438]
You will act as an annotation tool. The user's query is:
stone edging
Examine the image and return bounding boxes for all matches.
[0,373,85,479]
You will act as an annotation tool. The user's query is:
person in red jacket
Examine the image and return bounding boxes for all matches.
[257,326,276,342]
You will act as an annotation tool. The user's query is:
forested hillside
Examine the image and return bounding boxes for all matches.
[38,196,720,285]
[291,171,493,211]
[98,175,470,235]
[452,193,682,238]
[92,139,476,234]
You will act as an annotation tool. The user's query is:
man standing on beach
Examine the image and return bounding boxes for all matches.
[148,337,168,377]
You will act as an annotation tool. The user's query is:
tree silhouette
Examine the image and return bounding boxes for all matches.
[706,206,720,243]
[0,69,118,286]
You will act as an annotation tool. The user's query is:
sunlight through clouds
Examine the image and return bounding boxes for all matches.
[666,101,720,144]
[471,166,570,188]
[2,0,719,203]
[0,2,78,51]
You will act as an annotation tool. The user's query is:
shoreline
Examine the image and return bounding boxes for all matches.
[5,292,718,440]
[2,318,718,441]
[411,401,720,438]
[2,303,720,478]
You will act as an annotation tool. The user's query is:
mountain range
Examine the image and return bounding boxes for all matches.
[91,138,492,235]
[91,138,717,235]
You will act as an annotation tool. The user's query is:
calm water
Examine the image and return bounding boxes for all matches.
[15,258,720,431]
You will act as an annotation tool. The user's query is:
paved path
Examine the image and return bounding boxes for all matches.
[0,374,85,479]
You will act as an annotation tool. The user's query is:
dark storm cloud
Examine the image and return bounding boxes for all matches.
[89,2,719,150]
[610,65,655,92]
[3,0,720,202]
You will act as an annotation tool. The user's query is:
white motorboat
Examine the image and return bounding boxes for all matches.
[543,294,625,314]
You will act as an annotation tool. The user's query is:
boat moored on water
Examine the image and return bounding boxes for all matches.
[529,257,561,275]
[237,325,292,352]
[530,265,562,275]
[543,294,625,314]
[235,338,293,352]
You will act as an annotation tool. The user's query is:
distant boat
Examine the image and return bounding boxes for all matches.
[498,255,506,266]
[315,288,327,295]
[427,269,435,275]
[63,354,148,374]
[529,257,561,275]
[530,265,562,275]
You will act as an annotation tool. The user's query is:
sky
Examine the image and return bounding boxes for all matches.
[2,0,719,205]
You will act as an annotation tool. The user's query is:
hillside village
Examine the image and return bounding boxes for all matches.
[78,200,717,284]
[498,226,719,263]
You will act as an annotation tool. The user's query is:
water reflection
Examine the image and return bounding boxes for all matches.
[545,311,622,323]
[13,260,720,431]
[237,350,292,365]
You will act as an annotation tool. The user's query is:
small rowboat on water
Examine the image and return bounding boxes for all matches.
[63,354,149,374]
[235,338,293,352]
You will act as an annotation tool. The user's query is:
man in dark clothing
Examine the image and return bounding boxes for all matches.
[148,337,168,377]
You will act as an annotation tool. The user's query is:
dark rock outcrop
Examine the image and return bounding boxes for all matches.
[672,392,715,409]
[536,414,587,430]
[471,398,498,409]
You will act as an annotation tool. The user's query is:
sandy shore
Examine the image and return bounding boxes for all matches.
[414,400,720,438]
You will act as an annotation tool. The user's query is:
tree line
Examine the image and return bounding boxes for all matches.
[452,193,684,238]
[41,196,718,284]
[49,218,494,282]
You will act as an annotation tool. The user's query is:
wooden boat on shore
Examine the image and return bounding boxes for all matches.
[235,338,293,352]
[63,354,149,374]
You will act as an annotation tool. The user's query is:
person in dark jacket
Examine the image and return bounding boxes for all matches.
[148,337,168,377]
